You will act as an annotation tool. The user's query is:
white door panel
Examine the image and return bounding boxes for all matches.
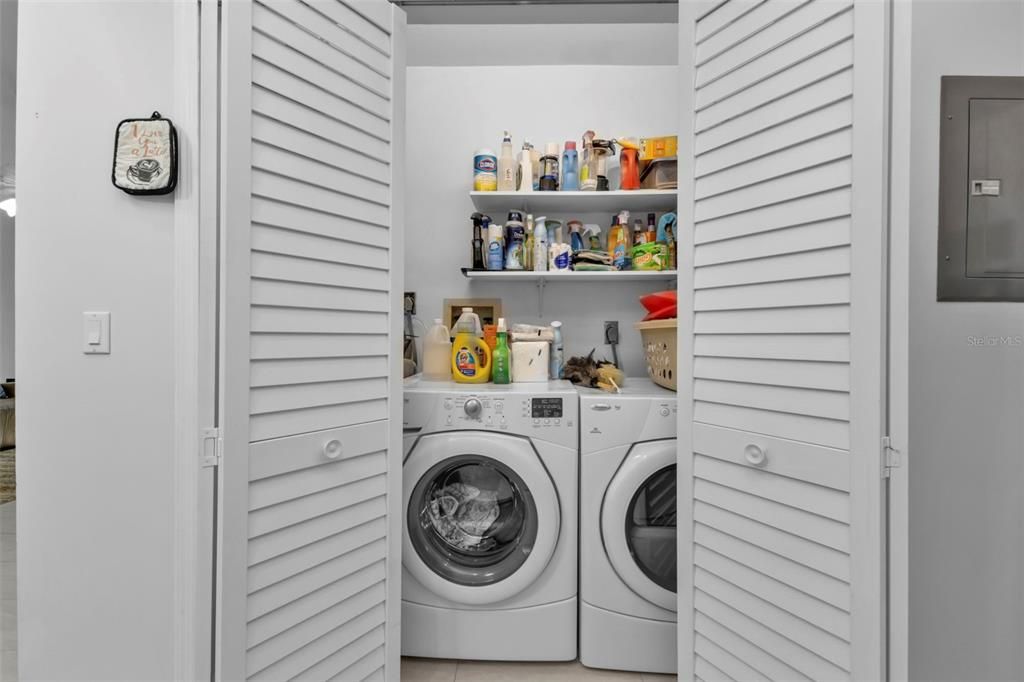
[679,1,888,679]
[214,1,404,679]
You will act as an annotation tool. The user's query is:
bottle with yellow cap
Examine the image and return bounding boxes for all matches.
[450,308,492,383]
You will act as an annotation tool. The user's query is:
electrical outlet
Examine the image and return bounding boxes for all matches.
[603,320,619,344]
[404,291,416,315]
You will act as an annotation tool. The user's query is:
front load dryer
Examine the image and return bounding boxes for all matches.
[401,378,578,661]
[578,379,678,674]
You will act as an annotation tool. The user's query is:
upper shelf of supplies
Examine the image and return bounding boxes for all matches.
[469,189,678,214]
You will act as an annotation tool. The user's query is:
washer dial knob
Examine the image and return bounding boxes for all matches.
[464,398,482,418]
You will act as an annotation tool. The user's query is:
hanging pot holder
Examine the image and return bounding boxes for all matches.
[111,111,178,195]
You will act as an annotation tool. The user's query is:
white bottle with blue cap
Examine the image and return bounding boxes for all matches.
[550,320,564,379]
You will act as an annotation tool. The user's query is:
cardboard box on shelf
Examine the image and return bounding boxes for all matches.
[639,135,678,161]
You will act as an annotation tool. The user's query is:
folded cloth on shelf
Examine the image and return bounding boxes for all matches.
[572,249,613,265]
[572,263,616,271]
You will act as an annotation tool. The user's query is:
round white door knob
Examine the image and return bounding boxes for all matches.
[323,439,343,460]
[744,444,767,466]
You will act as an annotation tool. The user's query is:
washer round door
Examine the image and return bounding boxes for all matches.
[601,439,677,612]
[403,431,560,605]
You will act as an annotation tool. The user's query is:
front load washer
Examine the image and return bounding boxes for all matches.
[401,378,578,661]
[578,379,678,674]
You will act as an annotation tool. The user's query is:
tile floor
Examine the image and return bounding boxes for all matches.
[0,502,15,682]
[401,657,676,682]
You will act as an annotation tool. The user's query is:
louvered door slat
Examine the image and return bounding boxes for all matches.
[696,40,854,129]
[217,1,400,678]
[697,4,854,103]
[694,356,850,391]
[694,217,851,265]
[680,1,887,678]
[696,0,811,66]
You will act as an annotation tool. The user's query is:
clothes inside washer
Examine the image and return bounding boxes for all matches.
[428,482,500,550]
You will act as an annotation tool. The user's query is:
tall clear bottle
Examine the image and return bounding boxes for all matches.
[422,319,453,381]
[497,130,516,191]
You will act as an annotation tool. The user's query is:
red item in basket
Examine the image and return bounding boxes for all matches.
[640,290,677,321]
[643,303,677,321]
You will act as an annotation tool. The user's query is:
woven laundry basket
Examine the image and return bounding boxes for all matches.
[635,319,677,391]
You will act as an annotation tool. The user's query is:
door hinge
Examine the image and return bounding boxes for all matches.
[882,436,901,478]
[201,427,222,468]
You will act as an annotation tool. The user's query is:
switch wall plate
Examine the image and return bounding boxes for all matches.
[83,312,110,354]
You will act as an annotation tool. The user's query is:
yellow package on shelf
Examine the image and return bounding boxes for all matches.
[639,135,678,161]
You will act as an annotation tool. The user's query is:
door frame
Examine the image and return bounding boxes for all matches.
[386,5,407,676]
[886,0,913,678]
[171,0,219,679]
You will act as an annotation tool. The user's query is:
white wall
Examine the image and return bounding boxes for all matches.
[16,2,177,679]
[405,64,679,376]
[0,0,16,382]
[907,2,1024,680]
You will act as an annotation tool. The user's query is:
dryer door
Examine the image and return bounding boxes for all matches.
[403,431,560,605]
[602,439,677,612]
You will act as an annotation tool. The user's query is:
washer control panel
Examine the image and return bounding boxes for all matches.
[439,394,576,433]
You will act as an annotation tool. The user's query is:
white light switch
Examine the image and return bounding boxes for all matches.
[83,312,110,354]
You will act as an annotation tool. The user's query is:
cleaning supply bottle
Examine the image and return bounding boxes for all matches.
[584,223,603,250]
[608,215,628,270]
[539,142,560,191]
[633,218,647,246]
[423,319,453,381]
[569,220,584,253]
[550,321,564,380]
[497,131,516,191]
[504,211,526,270]
[547,218,562,248]
[517,142,534,193]
[474,149,497,191]
[619,138,641,190]
[525,214,536,269]
[646,212,657,244]
[487,221,505,270]
[561,141,579,191]
[619,210,633,269]
[451,308,492,383]
[471,213,485,270]
[491,318,511,385]
[657,212,678,269]
[580,130,597,190]
[533,216,549,272]
[529,140,541,190]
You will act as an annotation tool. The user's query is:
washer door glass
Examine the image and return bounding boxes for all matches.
[408,454,538,586]
[626,464,677,593]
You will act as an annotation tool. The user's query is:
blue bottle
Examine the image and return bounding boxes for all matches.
[561,140,579,191]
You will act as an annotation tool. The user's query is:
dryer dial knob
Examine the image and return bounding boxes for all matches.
[464,398,482,418]
[660,407,670,417]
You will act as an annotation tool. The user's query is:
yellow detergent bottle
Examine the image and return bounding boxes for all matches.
[451,307,492,383]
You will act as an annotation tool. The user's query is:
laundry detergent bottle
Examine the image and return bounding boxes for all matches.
[422,319,453,381]
[451,308,492,383]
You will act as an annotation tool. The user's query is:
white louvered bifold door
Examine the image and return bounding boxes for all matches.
[215,1,405,680]
[677,1,888,680]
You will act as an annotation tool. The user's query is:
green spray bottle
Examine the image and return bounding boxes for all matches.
[492,317,511,384]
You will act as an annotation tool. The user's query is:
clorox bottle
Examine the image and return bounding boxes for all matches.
[451,308,492,383]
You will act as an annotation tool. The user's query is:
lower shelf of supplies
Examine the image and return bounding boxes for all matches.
[461,268,677,282]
